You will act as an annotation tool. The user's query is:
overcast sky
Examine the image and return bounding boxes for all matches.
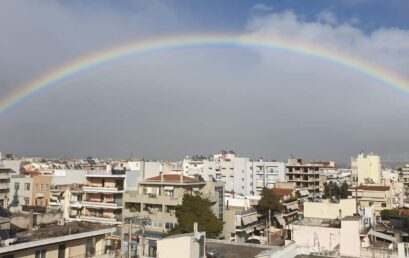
[1,0,409,163]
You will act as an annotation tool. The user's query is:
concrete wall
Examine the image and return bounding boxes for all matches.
[52,170,86,185]
[3,235,106,258]
[11,212,62,229]
[340,219,360,257]
[304,199,356,219]
[157,234,204,258]
[291,224,340,251]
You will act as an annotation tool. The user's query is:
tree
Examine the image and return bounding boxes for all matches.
[340,181,349,199]
[380,209,400,220]
[258,187,283,214]
[168,194,223,238]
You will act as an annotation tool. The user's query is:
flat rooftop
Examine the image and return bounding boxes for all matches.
[206,240,275,258]
[16,221,111,241]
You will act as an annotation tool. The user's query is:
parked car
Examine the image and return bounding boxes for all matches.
[206,248,220,258]
[245,238,261,244]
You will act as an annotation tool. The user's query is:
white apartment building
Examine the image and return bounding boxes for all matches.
[0,168,12,207]
[351,153,381,185]
[183,152,285,196]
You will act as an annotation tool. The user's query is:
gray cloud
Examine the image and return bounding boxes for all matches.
[0,3,409,163]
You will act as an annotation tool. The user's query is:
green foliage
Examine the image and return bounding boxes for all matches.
[380,209,400,220]
[340,181,349,199]
[323,181,349,200]
[258,187,283,214]
[168,194,223,238]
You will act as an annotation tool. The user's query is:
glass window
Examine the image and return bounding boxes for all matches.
[35,249,46,258]
[58,244,65,258]
[25,183,30,191]
[86,237,96,256]
[14,183,20,190]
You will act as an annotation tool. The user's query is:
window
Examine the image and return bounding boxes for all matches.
[35,249,46,258]
[86,237,96,256]
[381,203,387,207]
[24,183,30,191]
[14,183,20,190]
[58,244,65,258]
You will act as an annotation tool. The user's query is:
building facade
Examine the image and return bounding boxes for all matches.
[351,153,381,185]
[285,158,322,198]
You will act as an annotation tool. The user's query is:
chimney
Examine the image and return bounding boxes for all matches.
[160,172,164,183]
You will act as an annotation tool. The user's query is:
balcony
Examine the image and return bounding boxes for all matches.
[35,192,45,198]
[82,200,122,209]
[83,186,123,193]
[0,183,8,189]
[22,205,46,213]
[69,201,82,208]
[49,201,61,206]
[80,214,122,224]
[0,175,9,180]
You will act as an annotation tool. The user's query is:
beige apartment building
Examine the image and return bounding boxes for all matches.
[122,173,224,257]
[0,225,116,258]
[285,159,322,198]
[32,175,52,208]
[349,185,394,216]
[351,153,381,185]
[81,170,124,224]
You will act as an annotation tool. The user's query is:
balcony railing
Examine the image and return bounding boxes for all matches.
[22,205,46,213]
[80,214,122,223]
[82,200,122,209]
[83,186,123,193]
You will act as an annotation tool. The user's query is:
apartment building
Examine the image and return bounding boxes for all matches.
[183,152,285,196]
[81,170,125,224]
[0,222,117,258]
[272,188,299,224]
[285,158,322,198]
[122,173,224,257]
[0,168,12,208]
[32,175,52,207]
[349,185,395,216]
[9,175,32,212]
[400,164,409,194]
[223,202,262,243]
[351,152,381,185]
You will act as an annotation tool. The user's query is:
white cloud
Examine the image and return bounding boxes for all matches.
[243,9,409,78]
[317,11,338,25]
[250,3,273,13]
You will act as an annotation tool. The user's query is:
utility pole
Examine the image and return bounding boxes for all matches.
[128,218,132,258]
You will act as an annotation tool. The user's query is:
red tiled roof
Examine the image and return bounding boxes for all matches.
[272,188,294,196]
[352,185,390,191]
[146,174,198,183]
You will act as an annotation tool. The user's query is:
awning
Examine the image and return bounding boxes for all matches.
[245,228,254,234]
[286,202,298,210]
[164,186,174,191]
[275,216,286,227]
[299,190,309,197]
[242,214,258,225]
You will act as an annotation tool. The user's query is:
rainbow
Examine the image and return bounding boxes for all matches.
[1,34,408,116]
